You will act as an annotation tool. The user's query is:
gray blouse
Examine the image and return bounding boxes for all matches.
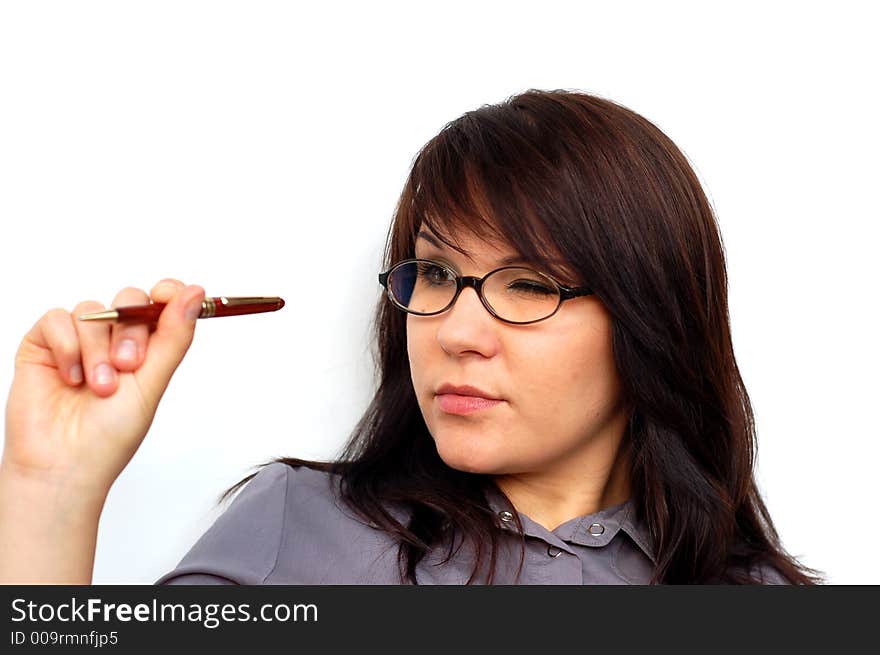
[155,462,786,585]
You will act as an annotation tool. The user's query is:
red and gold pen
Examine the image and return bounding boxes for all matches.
[77,296,285,323]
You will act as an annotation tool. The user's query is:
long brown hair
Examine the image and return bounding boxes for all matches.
[224,89,822,584]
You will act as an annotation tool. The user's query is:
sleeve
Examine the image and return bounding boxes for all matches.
[154,462,291,585]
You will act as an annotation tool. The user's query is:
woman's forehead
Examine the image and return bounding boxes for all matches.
[416,226,565,267]
[417,226,508,258]
[414,224,579,282]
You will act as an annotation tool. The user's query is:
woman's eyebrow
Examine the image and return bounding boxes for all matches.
[416,229,564,267]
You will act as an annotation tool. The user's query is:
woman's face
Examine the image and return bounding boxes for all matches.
[407,226,629,480]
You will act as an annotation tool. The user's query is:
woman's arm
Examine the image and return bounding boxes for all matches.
[0,465,106,584]
[1,279,204,583]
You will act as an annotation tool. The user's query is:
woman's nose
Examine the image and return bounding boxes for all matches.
[435,285,499,356]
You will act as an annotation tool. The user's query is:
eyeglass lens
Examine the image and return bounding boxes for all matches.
[387,261,560,323]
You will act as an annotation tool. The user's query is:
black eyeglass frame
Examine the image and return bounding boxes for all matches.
[377,258,595,325]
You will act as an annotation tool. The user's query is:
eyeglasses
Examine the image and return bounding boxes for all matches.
[378,258,594,325]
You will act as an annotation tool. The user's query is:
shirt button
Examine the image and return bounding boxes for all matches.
[498,510,515,523]
[588,522,605,536]
[547,545,564,558]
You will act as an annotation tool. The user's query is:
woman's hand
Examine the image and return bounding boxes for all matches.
[2,279,206,496]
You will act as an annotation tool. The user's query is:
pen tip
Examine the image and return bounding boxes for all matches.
[77,309,120,321]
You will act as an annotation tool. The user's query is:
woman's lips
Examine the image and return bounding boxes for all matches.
[436,393,504,415]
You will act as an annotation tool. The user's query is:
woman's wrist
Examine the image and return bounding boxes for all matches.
[0,458,111,514]
[0,462,107,584]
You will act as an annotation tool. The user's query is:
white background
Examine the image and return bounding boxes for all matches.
[1,1,876,584]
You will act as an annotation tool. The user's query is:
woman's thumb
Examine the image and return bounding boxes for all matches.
[135,285,206,406]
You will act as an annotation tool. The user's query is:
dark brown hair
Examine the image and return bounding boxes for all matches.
[223,89,822,584]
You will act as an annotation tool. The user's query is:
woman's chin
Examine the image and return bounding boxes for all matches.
[433,436,508,474]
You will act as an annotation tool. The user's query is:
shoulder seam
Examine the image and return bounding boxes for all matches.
[261,463,292,584]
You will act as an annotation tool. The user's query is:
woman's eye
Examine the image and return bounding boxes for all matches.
[510,281,554,295]
[417,263,454,284]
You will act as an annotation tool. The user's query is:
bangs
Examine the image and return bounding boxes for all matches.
[399,113,582,285]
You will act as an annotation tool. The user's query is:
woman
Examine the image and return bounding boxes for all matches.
[0,89,822,584]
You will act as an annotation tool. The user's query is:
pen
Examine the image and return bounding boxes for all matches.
[77,296,285,323]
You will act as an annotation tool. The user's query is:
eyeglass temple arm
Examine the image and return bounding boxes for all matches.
[559,286,594,300]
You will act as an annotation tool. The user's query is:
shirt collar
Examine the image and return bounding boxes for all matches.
[483,484,656,564]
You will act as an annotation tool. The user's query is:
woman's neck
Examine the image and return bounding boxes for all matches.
[491,430,632,532]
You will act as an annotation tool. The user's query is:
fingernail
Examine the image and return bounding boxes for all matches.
[70,364,83,384]
[94,363,115,385]
[117,339,137,362]
[185,295,204,321]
